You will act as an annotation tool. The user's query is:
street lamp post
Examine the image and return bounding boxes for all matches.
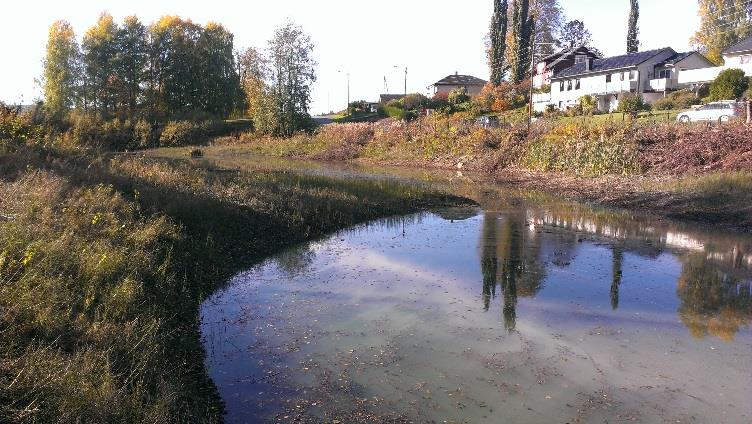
[338,70,350,112]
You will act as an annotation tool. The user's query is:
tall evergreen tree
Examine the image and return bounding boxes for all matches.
[488,0,509,86]
[627,0,640,53]
[43,20,80,117]
[692,0,752,65]
[510,0,536,83]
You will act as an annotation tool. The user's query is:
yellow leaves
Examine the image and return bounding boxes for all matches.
[21,248,36,266]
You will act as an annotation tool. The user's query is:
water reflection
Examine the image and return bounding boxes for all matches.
[478,206,752,341]
[610,247,623,310]
[480,211,547,332]
[677,253,752,342]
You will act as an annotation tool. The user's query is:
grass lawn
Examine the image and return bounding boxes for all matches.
[550,109,684,125]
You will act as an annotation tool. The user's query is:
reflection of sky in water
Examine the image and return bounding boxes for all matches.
[202,205,752,423]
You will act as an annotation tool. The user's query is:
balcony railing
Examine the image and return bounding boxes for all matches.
[679,63,752,85]
[648,78,678,91]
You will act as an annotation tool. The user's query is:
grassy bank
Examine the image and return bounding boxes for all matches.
[228,115,752,229]
[0,142,467,422]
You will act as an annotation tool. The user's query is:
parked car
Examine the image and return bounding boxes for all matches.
[676,101,744,123]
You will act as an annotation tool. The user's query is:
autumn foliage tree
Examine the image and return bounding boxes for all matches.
[42,14,244,122]
[692,0,752,65]
[239,22,316,136]
[43,20,80,117]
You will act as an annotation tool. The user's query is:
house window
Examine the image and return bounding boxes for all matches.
[658,69,673,79]
[560,81,565,91]
[620,72,626,81]
[567,80,573,91]
[606,74,612,83]
[575,79,581,90]
[629,70,637,80]
[742,55,752,64]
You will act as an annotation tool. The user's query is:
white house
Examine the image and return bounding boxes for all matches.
[534,48,713,113]
[532,46,600,89]
[680,35,752,86]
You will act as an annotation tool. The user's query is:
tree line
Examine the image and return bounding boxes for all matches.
[487,0,640,85]
[42,14,315,136]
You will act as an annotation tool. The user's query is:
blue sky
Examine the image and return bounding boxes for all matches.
[0,0,700,114]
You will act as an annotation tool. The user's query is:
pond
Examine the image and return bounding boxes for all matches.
[197,155,752,423]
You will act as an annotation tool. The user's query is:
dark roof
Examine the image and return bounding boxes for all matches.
[655,52,711,67]
[379,94,404,103]
[554,48,673,79]
[433,74,487,86]
[542,45,599,63]
[723,35,752,55]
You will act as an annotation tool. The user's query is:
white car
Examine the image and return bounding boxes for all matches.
[676,101,744,123]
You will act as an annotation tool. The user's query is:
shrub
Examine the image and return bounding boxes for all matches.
[578,95,596,115]
[386,99,403,109]
[379,105,405,120]
[430,93,450,110]
[653,90,700,111]
[617,93,650,116]
[709,68,749,101]
[348,100,368,111]
[473,82,529,113]
[448,87,470,105]
[159,121,201,147]
[402,93,430,111]
[134,119,155,148]
[0,103,43,144]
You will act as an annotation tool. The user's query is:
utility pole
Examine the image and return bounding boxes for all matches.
[527,24,555,131]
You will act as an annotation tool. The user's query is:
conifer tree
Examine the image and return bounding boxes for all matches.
[489,0,509,86]
[510,0,535,83]
[627,0,640,53]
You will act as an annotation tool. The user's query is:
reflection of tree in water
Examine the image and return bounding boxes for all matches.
[479,211,545,332]
[677,253,752,342]
[611,247,623,310]
[274,243,316,277]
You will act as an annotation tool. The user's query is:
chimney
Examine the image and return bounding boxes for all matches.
[585,57,594,71]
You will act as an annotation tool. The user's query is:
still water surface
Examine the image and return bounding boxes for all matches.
[199,160,752,423]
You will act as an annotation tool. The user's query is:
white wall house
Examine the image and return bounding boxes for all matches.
[680,35,752,86]
[532,46,600,89]
[534,48,713,113]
